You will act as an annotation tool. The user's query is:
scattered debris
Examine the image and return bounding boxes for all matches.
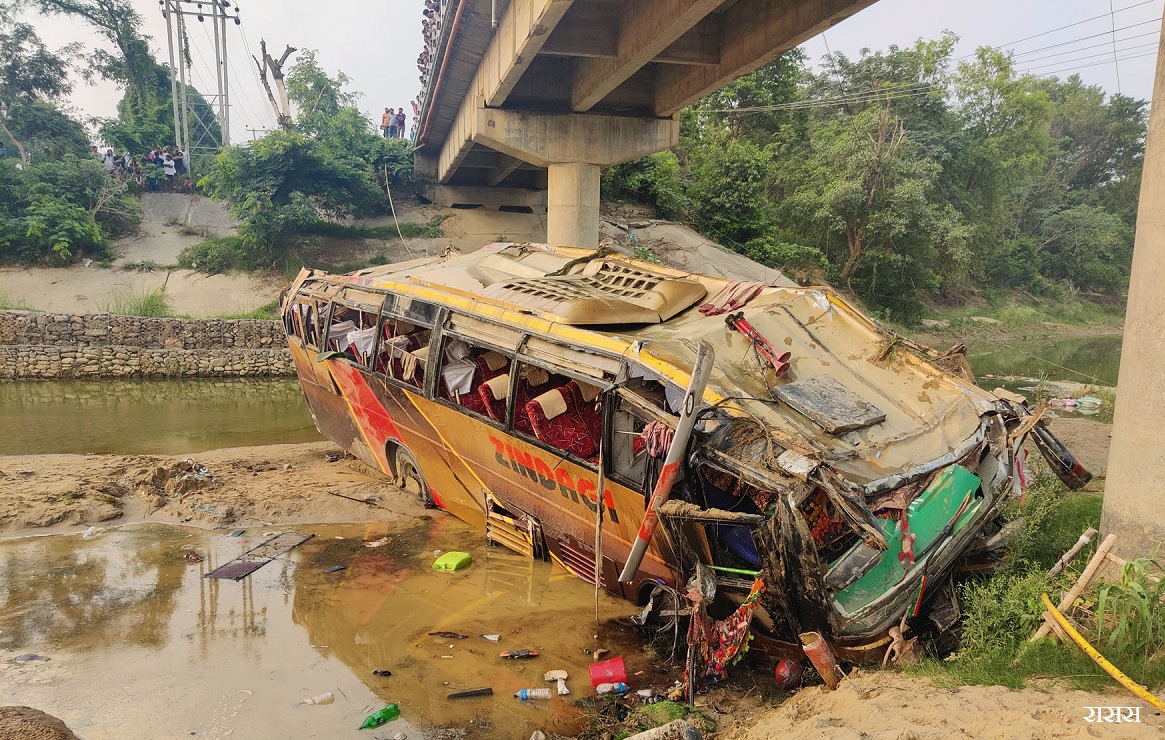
[300,692,334,705]
[447,687,493,699]
[184,550,204,563]
[543,669,569,696]
[801,631,843,690]
[624,719,703,740]
[365,537,389,548]
[324,452,344,462]
[429,631,468,639]
[481,634,501,643]
[371,669,392,677]
[82,526,98,540]
[513,688,552,700]
[205,532,315,581]
[11,654,50,664]
[433,551,472,571]
[500,649,539,660]
[597,682,631,695]
[589,656,626,687]
[592,648,609,661]
[229,530,245,537]
[359,703,400,729]
[323,565,346,573]
[773,659,802,689]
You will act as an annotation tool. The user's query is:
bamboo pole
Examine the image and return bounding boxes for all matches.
[1049,527,1098,577]
[1031,533,1116,642]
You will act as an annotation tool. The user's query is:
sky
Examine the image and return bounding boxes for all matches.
[18,0,1165,145]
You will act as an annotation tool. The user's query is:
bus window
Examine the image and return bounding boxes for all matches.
[436,335,512,420]
[324,304,379,367]
[375,318,432,388]
[521,370,604,464]
[610,377,673,492]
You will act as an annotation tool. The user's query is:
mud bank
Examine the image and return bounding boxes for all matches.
[0,310,292,379]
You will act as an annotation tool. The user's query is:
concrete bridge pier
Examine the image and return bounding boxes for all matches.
[547,162,602,249]
[439,103,679,248]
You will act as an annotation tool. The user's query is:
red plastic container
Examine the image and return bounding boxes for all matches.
[588,656,626,688]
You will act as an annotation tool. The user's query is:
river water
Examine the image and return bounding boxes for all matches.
[0,520,645,739]
[0,378,321,456]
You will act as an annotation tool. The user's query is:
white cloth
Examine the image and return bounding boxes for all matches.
[442,338,476,395]
[346,326,377,360]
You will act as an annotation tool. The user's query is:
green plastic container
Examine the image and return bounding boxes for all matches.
[433,551,472,571]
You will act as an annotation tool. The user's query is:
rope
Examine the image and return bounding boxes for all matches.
[384,164,415,260]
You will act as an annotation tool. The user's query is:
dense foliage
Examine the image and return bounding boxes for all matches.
[0,11,142,264]
[604,37,1145,320]
[199,50,416,265]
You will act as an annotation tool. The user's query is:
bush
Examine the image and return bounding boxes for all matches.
[176,236,249,274]
[743,237,827,271]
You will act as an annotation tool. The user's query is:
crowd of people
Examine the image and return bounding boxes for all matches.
[91,144,192,195]
[415,0,445,123]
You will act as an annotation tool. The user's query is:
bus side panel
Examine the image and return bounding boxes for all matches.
[418,402,676,595]
[324,360,488,532]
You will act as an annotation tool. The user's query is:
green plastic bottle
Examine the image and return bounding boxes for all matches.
[359,703,400,729]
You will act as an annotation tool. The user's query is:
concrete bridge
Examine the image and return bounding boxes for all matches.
[413,0,876,248]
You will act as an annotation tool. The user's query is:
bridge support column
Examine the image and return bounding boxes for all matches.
[1101,16,1165,559]
[547,162,601,248]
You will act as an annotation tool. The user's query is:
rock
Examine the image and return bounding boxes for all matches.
[0,705,81,740]
[967,316,1001,325]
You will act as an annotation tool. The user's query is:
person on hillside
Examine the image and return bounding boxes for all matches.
[394,108,406,139]
[162,154,177,192]
[102,149,117,173]
[172,148,185,176]
[386,108,400,140]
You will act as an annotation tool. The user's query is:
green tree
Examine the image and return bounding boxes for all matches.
[0,17,75,162]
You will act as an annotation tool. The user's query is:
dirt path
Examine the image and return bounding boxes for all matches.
[724,671,1163,739]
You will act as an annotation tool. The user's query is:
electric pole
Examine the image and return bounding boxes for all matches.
[160,0,242,154]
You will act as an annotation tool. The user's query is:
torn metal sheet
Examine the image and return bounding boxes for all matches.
[206,532,315,581]
[775,375,887,434]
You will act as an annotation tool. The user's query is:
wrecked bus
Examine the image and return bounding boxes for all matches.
[281,242,1082,665]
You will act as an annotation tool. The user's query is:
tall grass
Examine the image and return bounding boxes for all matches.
[219,300,281,320]
[100,286,172,317]
[0,290,35,311]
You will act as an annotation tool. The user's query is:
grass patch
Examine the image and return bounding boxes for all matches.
[121,260,163,273]
[219,300,281,320]
[914,475,1146,690]
[99,285,172,317]
[176,236,249,274]
[301,215,447,241]
[901,296,1125,333]
[0,290,36,311]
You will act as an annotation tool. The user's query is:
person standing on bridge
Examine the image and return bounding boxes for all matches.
[395,108,406,139]
[386,108,400,140]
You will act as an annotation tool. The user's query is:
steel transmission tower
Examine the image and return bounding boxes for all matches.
[160,0,242,162]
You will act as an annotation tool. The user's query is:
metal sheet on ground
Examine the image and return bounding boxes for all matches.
[206,532,315,580]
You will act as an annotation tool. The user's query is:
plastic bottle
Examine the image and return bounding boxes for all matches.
[595,682,630,695]
[300,691,334,705]
[359,704,400,729]
[513,688,552,700]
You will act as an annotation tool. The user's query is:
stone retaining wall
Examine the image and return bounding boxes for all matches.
[0,311,294,379]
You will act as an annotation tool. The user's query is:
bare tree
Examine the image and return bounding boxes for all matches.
[254,40,296,129]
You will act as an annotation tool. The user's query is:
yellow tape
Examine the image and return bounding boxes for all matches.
[1040,593,1165,712]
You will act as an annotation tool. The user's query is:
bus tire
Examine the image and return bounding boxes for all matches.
[394,445,434,508]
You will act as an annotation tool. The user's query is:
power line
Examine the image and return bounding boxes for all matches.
[1005,29,1157,65]
[956,0,1157,58]
[701,83,937,115]
[1109,0,1124,93]
[1008,17,1161,59]
[1017,41,1158,72]
[1025,49,1159,78]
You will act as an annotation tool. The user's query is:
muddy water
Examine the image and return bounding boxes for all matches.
[0,379,321,455]
[966,334,1122,386]
[0,519,645,739]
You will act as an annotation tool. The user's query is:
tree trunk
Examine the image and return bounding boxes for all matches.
[0,116,28,164]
